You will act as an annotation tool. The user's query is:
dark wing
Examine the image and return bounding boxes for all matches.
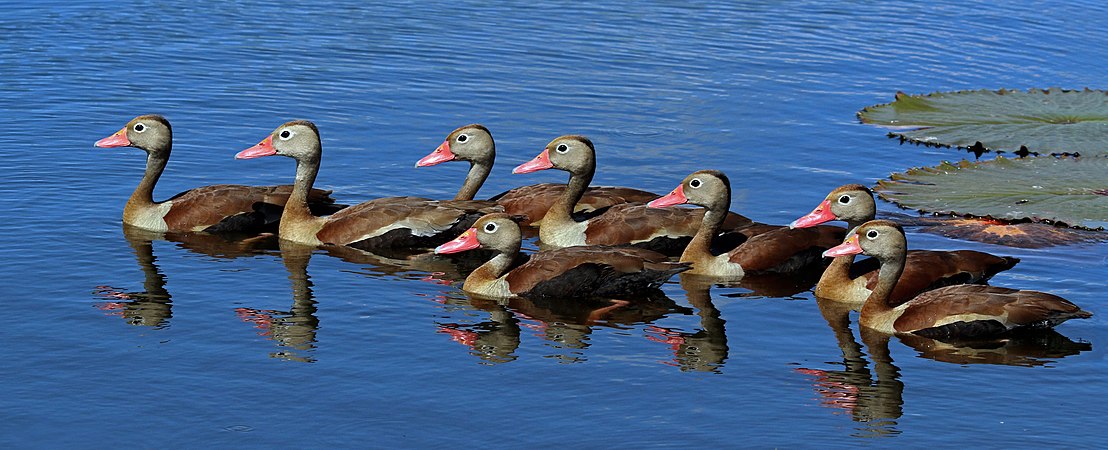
[505,245,686,298]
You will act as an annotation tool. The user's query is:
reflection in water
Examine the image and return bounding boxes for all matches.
[895,329,1092,367]
[798,297,904,438]
[235,241,321,363]
[800,295,1094,437]
[95,225,280,327]
[93,225,174,327]
[432,290,691,365]
[644,270,823,373]
[645,276,729,373]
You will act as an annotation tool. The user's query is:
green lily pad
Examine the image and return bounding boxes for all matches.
[859,88,1108,156]
[875,156,1108,230]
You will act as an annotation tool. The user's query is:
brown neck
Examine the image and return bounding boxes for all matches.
[681,192,729,262]
[817,254,857,291]
[127,152,168,212]
[281,156,324,232]
[456,160,491,200]
[545,166,593,225]
[860,252,906,316]
[464,243,520,290]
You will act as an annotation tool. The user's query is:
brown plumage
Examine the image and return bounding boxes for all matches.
[416,124,659,226]
[648,170,845,278]
[95,115,340,234]
[512,135,752,255]
[824,220,1091,339]
[791,184,1018,305]
[434,213,689,299]
[236,120,500,250]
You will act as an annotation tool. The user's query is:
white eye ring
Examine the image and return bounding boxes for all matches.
[689,178,702,189]
[133,123,147,133]
[555,144,569,153]
[279,129,296,141]
[483,222,498,233]
[838,195,851,204]
[457,134,469,143]
[865,229,880,240]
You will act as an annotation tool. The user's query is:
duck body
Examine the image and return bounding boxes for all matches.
[435,213,689,299]
[648,170,844,278]
[792,184,1018,305]
[416,124,658,226]
[825,220,1090,339]
[237,120,500,250]
[96,115,340,234]
[513,136,752,256]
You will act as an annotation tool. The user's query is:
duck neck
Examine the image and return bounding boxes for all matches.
[281,156,322,231]
[464,245,520,292]
[545,168,592,226]
[456,160,491,200]
[127,151,168,212]
[860,253,906,316]
[681,197,727,262]
[817,254,857,290]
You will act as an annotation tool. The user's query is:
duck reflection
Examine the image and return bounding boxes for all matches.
[93,225,175,327]
[894,328,1091,367]
[432,290,691,364]
[796,297,904,437]
[234,241,321,363]
[643,269,823,373]
[799,295,1094,437]
[95,225,282,327]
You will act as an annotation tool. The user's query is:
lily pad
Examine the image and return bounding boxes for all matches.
[886,213,1106,249]
[859,88,1108,156]
[875,156,1108,230]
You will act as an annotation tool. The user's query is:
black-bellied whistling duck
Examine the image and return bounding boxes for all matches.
[95,115,340,233]
[434,213,689,299]
[791,184,1019,305]
[236,120,500,250]
[824,220,1091,338]
[415,124,660,226]
[512,135,752,255]
[648,170,844,278]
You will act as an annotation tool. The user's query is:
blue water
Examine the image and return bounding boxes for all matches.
[2,1,1106,447]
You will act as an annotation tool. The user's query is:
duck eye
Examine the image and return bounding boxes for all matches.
[457,134,468,143]
[279,129,295,140]
[866,229,880,239]
[133,123,146,133]
[484,222,498,233]
[689,178,702,189]
[838,195,851,204]
[555,144,569,153]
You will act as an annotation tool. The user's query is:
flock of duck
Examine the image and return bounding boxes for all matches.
[95,114,1092,341]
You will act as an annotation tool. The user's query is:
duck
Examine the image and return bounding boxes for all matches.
[791,184,1019,305]
[648,170,845,278]
[434,213,689,299]
[512,135,753,255]
[236,120,500,250]
[95,115,340,233]
[824,220,1091,338]
[416,124,661,226]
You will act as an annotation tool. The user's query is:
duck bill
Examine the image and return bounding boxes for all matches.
[416,140,456,167]
[235,135,277,159]
[512,149,553,174]
[823,234,862,258]
[790,200,835,229]
[435,228,481,254]
[94,127,131,148]
[647,185,688,208]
